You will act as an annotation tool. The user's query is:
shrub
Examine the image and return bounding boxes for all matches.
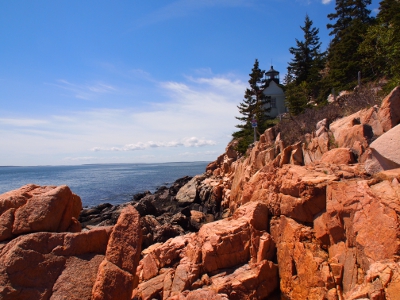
[277,85,381,146]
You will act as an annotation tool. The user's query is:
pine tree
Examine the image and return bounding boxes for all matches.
[358,0,400,89]
[288,15,325,85]
[377,0,400,27]
[327,0,354,41]
[285,81,311,116]
[286,15,325,114]
[233,59,271,153]
[235,59,270,129]
[326,0,373,90]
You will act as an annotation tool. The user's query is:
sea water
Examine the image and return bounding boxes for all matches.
[0,161,209,207]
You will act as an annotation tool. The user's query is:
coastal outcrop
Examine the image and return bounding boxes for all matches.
[0,185,141,300]
[0,184,82,242]
[132,201,278,300]
[0,86,399,299]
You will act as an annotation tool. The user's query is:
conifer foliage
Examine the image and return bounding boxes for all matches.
[285,15,325,115]
[326,0,373,90]
[358,0,400,90]
[233,59,271,154]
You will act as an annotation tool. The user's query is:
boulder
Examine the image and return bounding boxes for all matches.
[176,177,198,203]
[240,164,338,223]
[169,289,229,300]
[302,131,330,164]
[0,227,112,300]
[270,215,334,299]
[365,124,400,174]
[378,85,400,132]
[207,261,278,300]
[91,259,134,300]
[321,148,356,165]
[0,184,82,241]
[133,201,278,299]
[360,106,383,136]
[92,205,142,300]
[322,178,400,296]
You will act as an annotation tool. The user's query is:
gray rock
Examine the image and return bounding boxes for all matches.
[176,176,199,203]
[365,124,400,174]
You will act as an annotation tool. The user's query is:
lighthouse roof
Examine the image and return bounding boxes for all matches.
[266,66,279,75]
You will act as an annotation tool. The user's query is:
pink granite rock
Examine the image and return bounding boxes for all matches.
[0,184,82,241]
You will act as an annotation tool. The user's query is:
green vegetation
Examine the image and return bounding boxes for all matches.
[232,0,399,154]
[233,59,272,154]
[359,0,400,93]
[277,86,380,147]
[285,14,326,114]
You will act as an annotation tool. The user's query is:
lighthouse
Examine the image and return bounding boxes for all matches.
[263,66,286,118]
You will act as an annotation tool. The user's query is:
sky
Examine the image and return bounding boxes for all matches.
[0,0,380,166]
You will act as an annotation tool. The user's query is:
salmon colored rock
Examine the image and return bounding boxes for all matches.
[106,205,142,274]
[2,87,400,300]
[92,205,142,300]
[270,215,334,299]
[321,147,356,165]
[378,85,400,132]
[365,124,400,174]
[133,201,278,300]
[0,227,111,300]
[51,254,105,300]
[238,164,338,223]
[92,259,135,300]
[168,289,229,300]
[0,184,82,241]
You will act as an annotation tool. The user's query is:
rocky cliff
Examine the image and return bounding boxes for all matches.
[0,86,399,300]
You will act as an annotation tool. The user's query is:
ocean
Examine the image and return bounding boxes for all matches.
[0,161,209,207]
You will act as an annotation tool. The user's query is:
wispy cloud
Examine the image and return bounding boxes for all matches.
[91,137,216,152]
[49,79,117,100]
[135,0,252,27]
[1,72,244,165]
[0,118,48,127]
[322,0,333,4]
[178,150,218,157]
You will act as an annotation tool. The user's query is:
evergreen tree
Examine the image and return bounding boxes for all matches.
[327,0,354,41]
[326,0,373,90]
[233,59,271,153]
[288,15,325,85]
[358,0,400,89]
[377,0,400,27]
[285,81,311,116]
[285,15,325,115]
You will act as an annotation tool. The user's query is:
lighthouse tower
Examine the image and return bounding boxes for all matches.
[263,66,286,118]
[265,66,280,84]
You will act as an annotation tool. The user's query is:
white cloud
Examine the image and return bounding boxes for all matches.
[0,118,48,127]
[135,0,252,27]
[49,79,117,100]
[178,150,218,157]
[92,137,216,152]
[0,72,244,166]
[63,156,98,161]
[322,0,333,4]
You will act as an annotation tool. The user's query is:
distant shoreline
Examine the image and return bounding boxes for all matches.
[0,161,211,168]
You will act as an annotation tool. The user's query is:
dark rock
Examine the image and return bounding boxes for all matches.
[78,174,223,251]
[132,191,151,202]
[134,196,158,217]
[153,223,185,243]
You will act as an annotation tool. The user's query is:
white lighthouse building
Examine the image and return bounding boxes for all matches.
[263,66,286,118]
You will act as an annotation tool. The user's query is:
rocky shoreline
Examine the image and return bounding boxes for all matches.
[0,86,400,299]
[79,174,224,249]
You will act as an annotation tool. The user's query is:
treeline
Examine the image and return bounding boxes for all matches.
[285,0,400,115]
[233,0,400,154]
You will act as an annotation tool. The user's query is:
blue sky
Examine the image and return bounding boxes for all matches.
[0,0,379,166]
